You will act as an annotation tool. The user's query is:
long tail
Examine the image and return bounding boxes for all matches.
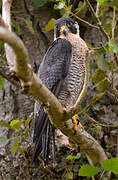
[32,105,51,166]
[32,81,62,165]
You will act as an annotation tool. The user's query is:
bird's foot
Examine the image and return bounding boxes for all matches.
[72,114,82,133]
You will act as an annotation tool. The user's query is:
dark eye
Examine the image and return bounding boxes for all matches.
[67,22,72,27]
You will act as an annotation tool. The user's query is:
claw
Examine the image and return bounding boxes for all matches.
[72,114,82,132]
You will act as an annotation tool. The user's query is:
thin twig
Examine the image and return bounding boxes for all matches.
[0,68,20,87]
[70,12,99,29]
[84,112,118,128]
[90,46,104,51]
[85,0,110,41]
[96,1,100,17]
[107,90,118,104]
[99,170,105,180]
[112,6,116,39]
[111,6,116,89]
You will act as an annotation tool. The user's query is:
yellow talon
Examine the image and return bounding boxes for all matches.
[72,114,82,131]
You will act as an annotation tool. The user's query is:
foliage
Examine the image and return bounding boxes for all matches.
[79,164,100,177]
[65,155,118,178]
[43,18,56,32]
[0,113,33,164]
[101,158,118,174]
[12,19,22,35]
[0,76,4,89]
[79,158,118,177]
[32,0,49,7]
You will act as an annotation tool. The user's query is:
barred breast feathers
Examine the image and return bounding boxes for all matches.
[58,33,88,107]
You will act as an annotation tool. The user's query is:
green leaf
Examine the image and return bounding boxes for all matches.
[0,121,11,128]
[74,1,87,18]
[0,41,4,49]
[66,155,76,160]
[0,136,8,146]
[67,153,81,160]
[79,165,100,177]
[10,120,22,130]
[90,93,104,104]
[32,0,48,7]
[101,158,118,174]
[97,78,110,92]
[108,39,118,54]
[103,22,112,35]
[97,55,109,71]
[0,76,4,89]
[91,69,106,84]
[62,5,72,17]
[25,112,33,127]
[11,139,20,154]
[43,18,56,32]
[96,0,108,3]
[24,20,35,34]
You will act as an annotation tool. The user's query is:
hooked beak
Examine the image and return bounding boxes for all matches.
[60,25,68,36]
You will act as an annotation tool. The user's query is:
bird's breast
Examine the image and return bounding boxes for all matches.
[58,34,88,107]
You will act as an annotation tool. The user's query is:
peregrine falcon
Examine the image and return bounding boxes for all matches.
[32,17,88,165]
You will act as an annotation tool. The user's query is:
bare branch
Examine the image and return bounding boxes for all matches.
[70,12,99,29]
[96,1,100,17]
[2,0,16,71]
[85,0,110,41]
[112,6,116,39]
[84,112,118,128]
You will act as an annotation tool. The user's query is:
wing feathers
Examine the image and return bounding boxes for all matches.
[33,38,72,164]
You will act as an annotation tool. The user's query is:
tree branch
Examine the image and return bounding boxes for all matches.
[2,0,16,71]
[0,59,20,87]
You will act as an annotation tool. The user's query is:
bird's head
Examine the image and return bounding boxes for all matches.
[54,17,79,39]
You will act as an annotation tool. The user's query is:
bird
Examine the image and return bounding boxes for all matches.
[32,17,89,166]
